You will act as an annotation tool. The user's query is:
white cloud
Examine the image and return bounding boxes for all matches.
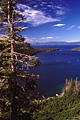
[55,6,64,9]
[41,37,54,39]
[16,3,60,26]
[24,37,33,42]
[22,26,28,30]
[54,5,67,16]
[17,3,28,10]
[78,26,80,28]
[34,5,38,8]
[67,25,75,30]
[66,40,80,43]
[55,10,65,15]
[40,37,45,39]
[53,24,66,27]
[40,36,59,40]
[46,37,54,39]
[35,40,39,42]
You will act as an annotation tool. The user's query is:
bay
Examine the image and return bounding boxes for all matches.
[29,45,80,98]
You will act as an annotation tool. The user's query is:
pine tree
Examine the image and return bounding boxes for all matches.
[0,0,39,120]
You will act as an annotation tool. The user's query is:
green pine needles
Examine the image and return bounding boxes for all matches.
[0,0,39,120]
[32,78,80,120]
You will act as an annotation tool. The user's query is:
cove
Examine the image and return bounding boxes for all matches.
[29,45,80,98]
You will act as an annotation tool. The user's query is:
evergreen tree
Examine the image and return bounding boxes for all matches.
[0,0,39,120]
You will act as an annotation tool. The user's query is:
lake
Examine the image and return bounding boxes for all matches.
[29,45,80,98]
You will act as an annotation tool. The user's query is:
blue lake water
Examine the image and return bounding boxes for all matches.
[29,45,80,98]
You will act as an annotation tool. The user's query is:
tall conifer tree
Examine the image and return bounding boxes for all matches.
[0,0,39,119]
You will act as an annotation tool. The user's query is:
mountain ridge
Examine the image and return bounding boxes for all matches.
[32,41,80,45]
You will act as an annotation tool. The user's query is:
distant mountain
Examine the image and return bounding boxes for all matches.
[32,41,80,45]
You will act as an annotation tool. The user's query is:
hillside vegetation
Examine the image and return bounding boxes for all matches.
[16,42,59,56]
[72,47,80,51]
[31,78,80,120]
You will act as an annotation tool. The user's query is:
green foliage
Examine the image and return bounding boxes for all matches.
[26,48,59,56]
[72,47,80,51]
[28,59,41,66]
[32,79,80,120]
[0,0,39,120]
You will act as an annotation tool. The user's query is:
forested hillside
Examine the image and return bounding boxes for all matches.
[32,79,80,120]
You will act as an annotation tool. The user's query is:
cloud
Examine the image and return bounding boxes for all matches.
[54,6,64,9]
[0,1,68,27]
[40,36,59,40]
[55,10,65,15]
[53,24,66,27]
[22,26,28,30]
[66,40,80,43]
[78,26,80,28]
[46,37,54,39]
[24,0,68,17]
[40,37,45,39]
[54,5,68,16]
[67,25,75,30]
[24,36,33,42]
[16,3,61,26]
[41,37,54,39]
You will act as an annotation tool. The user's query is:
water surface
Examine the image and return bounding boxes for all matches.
[29,45,80,98]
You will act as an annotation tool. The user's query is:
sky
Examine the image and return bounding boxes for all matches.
[1,0,80,43]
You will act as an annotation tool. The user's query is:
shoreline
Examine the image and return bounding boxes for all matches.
[28,48,59,66]
[33,88,65,103]
[72,47,80,51]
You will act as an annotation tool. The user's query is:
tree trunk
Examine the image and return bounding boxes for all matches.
[8,0,18,119]
[11,90,18,120]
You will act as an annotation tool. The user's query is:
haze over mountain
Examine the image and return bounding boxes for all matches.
[32,41,80,45]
